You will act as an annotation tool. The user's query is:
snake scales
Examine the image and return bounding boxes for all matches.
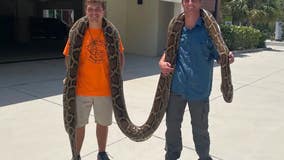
[63,9,233,159]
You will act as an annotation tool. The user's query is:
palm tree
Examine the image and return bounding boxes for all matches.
[227,0,248,25]
[275,0,284,21]
[221,0,284,39]
[223,0,283,26]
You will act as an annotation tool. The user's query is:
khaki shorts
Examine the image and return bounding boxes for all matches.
[76,96,113,128]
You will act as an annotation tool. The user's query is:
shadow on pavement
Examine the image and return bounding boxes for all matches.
[2,45,279,107]
[0,54,161,107]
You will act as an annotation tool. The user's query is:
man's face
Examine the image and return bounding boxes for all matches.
[86,3,104,22]
[182,0,201,14]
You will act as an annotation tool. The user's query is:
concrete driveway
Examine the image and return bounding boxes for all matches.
[1,43,284,160]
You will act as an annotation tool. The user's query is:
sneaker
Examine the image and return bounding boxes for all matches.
[72,155,81,160]
[97,152,110,160]
[198,157,213,160]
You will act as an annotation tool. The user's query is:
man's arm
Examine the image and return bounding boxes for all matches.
[65,56,69,69]
[63,56,69,84]
[216,52,234,64]
[62,39,70,84]
[159,53,174,76]
[228,52,234,64]
[120,52,125,71]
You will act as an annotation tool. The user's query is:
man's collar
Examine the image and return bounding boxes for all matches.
[183,16,203,31]
[196,17,203,27]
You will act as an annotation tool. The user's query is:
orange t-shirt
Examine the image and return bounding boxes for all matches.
[63,28,124,96]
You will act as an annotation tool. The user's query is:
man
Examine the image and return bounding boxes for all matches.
[159,0,234,160]
[63,0,124,160]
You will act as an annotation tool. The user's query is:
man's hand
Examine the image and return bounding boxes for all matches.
[159,61,174,76]
[229,51,234,64]
[63,77,67,85]
[159,53,174,76]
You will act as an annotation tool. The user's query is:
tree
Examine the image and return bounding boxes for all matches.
[226,0,248,25]
[275,0,284,21]
[222,0,284,39]
[223,0,284,26]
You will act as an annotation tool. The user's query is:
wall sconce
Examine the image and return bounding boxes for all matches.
[137,0,143,5]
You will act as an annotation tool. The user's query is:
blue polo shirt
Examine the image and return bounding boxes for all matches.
[171,17,219,101]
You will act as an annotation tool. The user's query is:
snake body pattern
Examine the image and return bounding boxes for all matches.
[63,9,233,160]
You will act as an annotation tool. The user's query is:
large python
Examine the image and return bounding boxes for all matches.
[63,9,233,160]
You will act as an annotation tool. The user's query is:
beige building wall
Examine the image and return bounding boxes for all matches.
[100,0,218,56]
[173,2,182,16]
[124,0,159,56]
[158,1,174,56]
[107,0,175,56]
[106,0,127,44]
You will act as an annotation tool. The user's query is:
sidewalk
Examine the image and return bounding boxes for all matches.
[0,44,284,160]
[265,40,284,46]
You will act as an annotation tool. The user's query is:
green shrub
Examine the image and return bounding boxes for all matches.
[254,23,273,40]
[220,25,266,50]
[257,33,267,48]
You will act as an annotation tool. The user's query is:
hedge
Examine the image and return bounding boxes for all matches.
[220,25,266,50]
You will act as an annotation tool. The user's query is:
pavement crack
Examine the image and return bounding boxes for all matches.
[82,137,128,158]
[10,87,63,107]
[210,68,284,101]
[0,77,64,89]
[235,68,284,91]
[152,135,224,160]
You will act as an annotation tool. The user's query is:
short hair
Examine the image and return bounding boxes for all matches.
[84,0,106,10]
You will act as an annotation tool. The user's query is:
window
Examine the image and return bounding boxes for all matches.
[43,9,74,27]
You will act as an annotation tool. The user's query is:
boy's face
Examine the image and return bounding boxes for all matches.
[86,3,105,23]
[182,0,201,14]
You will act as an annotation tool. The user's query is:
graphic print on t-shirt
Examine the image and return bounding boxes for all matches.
[87,39,105,64]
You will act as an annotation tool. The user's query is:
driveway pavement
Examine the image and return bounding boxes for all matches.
[1,43,284,160]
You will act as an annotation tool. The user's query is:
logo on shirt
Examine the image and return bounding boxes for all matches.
[87,40,105,64]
